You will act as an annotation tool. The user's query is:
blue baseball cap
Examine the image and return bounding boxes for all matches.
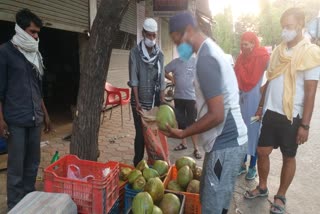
[169,12,198,33]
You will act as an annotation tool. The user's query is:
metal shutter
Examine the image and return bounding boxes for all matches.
[137,1,145,42]
[0,0,89,33]
[97,0,137,35]
[120,0,137,35]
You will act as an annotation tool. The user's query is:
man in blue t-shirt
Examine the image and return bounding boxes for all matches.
[165,57,201,159]
[166,12,248,214]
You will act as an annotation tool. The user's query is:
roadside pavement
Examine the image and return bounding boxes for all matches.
[1,87,320,213]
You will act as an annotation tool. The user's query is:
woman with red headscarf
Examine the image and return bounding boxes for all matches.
[235,32,270,180]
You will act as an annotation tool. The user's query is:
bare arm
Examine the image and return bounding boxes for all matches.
[41,99,51,133]
[296,80,318,144]
[301,80,318,125]
[259,81,269,107]
[255,81,269,117]
[166,95,225,139]
[166,56,225,138]
[41,100,49,117]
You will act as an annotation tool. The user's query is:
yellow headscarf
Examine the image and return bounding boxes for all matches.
[267,38,320,121]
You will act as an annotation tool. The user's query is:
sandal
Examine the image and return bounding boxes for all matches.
[244,185,269,199]
[174,143,187,151]
[193,149,202,159]
[270,195,286,214]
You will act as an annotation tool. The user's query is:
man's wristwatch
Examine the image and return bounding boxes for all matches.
[300,123,310,130]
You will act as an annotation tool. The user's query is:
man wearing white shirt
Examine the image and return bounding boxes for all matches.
[244,8,320,214]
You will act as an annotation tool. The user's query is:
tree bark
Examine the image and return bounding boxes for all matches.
[70,0,131,160]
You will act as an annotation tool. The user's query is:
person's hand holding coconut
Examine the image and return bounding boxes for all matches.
[156,104,180,137]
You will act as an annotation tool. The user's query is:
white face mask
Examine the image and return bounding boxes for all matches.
[281,28,297,42]
[144,38,156,47]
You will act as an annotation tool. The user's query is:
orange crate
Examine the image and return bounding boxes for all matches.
[118,163,135,212]
[163,166,201,214]
[44,155,119,214]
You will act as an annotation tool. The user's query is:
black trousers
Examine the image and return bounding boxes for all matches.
[132,107,145,167]
[7,124,41,210]
[174,99,197,129]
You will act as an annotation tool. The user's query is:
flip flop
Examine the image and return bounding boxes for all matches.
[270,195,286,214]
[194,149,202,159]
[244,186,269,199]
[174,143,187,151]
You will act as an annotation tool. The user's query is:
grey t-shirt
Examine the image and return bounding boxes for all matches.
[165,57,196,100]
[195,39,247,152]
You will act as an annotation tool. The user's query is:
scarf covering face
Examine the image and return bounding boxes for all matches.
[138,39,160,65]
[11,24,44,76]
[138,40,161,108]
[235,32,270,92]
[267,37,320,121]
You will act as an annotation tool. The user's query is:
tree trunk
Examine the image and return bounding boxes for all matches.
[70,0,131,160]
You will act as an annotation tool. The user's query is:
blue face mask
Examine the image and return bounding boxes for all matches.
[177,43,193,62]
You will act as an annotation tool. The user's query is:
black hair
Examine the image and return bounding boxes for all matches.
[16,8,43,30]
[176,25,201,36]
[280,7,305,27]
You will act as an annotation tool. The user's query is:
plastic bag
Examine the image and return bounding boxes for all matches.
[102,168,111,177]
[140,108,170,165]
[67,164,95,182]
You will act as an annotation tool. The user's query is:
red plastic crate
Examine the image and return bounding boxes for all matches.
[163,166,201,214]
[44,155,119,214]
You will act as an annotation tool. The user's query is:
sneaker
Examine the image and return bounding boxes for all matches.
[238,165,247,176]
[245,167,257,180]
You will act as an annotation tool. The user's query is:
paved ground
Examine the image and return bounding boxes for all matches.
[1,87,320,213]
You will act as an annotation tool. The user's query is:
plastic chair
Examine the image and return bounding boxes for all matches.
[102,82,131,127]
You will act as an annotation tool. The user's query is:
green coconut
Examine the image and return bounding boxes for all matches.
[144,177,165,203]
[159,193,181,214]
[132,175,146,191]
[152,160,169,176]
[186,179,200,194]
[128,169,142,184]
[136,160,149,171]
[143,168,160,181]
[175,156,196,170]
[192,166,202,181]
[132,192,154,214]
[167,180,184,192]
[177,165,193,188]
[152,205,163,214]
[156,105,177,131]
[119,167,132,181]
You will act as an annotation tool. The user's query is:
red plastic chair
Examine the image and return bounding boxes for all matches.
[102,82,131,127]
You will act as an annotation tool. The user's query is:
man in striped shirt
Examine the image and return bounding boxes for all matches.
[128,18,165,166]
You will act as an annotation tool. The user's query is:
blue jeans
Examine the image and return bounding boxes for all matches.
[244,154,257,168]
[7,125,41,210]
